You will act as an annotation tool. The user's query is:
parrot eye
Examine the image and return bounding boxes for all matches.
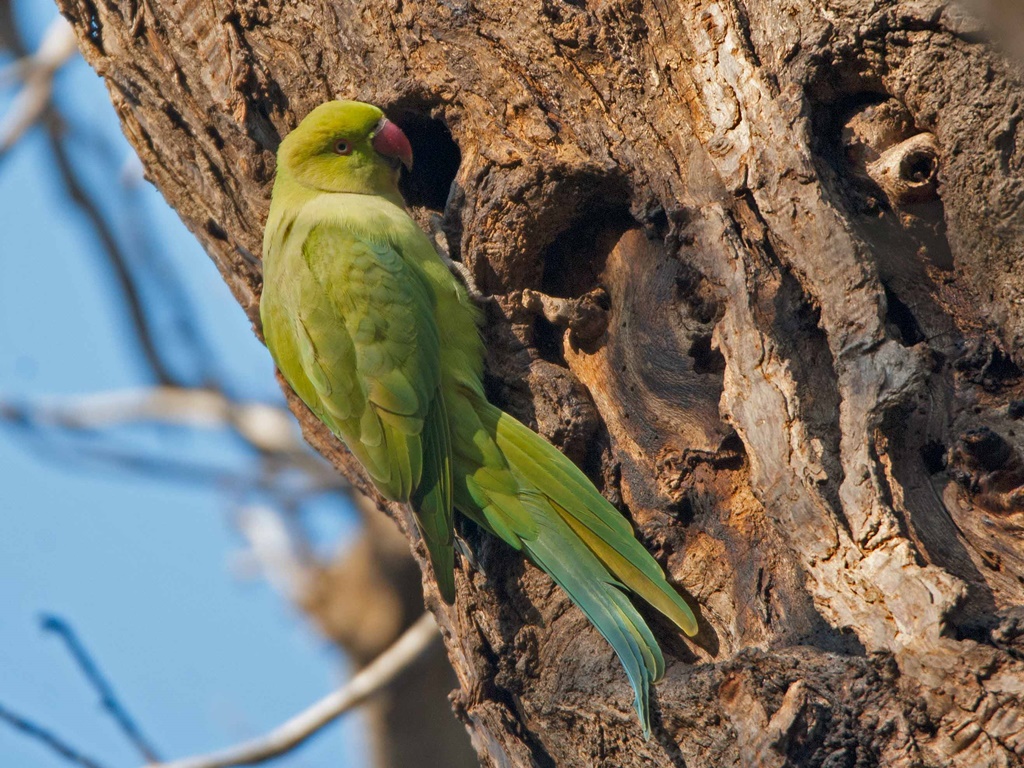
[333,139,352,156]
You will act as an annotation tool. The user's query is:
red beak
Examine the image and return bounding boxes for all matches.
[371,118,413,171]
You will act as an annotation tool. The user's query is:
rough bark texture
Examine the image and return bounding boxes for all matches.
[57,0,1024,765]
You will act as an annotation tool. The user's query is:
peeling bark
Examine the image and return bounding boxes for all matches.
[58,0,1024,764]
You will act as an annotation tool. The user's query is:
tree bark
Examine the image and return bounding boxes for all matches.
[57,0,1024,764]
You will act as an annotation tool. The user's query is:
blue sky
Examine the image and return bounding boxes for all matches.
[0,2,367,766]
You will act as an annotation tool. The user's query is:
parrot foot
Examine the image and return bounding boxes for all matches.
[454,533,483,575]
[427,213,489,304]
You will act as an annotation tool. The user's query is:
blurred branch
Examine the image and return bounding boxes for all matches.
[45,121,183,386]
[0,0,27,55]
[0,9,182,387]
[7,386,300,452]
[41,615,162,764]
[960,1,1024,61]
[43,106,227,390]
[232,505,314,600]
[0,702,109,768]
[0,386,343,492]
[1,10,223,388]
[148,612,440,768]
[0,16,76,153]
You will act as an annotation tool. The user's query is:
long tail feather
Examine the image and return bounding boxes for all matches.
[412,392,455,602]
[522,501,662,736]
[452,395,699,733]
[484,403,698,636]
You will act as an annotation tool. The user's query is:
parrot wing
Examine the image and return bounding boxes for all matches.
[278,222,455,601]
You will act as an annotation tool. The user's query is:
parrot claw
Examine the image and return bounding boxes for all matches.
[447,258,488,305]
[426,213,451,257]
[454,533,483,574]
[427,213,489,305]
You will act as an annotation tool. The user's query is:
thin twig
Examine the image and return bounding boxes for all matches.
[0,411,338,496]
[44,123,178,386]
[0,702,109,768]
[110,148,226,391]
[149,612,440,768]
[41,615,162,763]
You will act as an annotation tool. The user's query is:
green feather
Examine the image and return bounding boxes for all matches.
[412,391,456,603]
[522,504,663,736]
[487,404,699,636]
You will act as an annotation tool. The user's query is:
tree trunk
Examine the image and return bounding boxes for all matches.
[58,0,1024,764]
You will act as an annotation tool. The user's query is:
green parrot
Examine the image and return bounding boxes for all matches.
[260,100,697,734]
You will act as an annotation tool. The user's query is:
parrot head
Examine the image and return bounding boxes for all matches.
[275,100,413,198]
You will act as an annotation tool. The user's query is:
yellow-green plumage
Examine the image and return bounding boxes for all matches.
[261,100,697,734]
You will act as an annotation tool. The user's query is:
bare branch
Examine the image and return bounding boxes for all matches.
[0,702,109,768]
[148,612,440,768]
[41,615,161,763]
[13,387,300,453]
[0,386,347,500]
[0,16,76,153]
